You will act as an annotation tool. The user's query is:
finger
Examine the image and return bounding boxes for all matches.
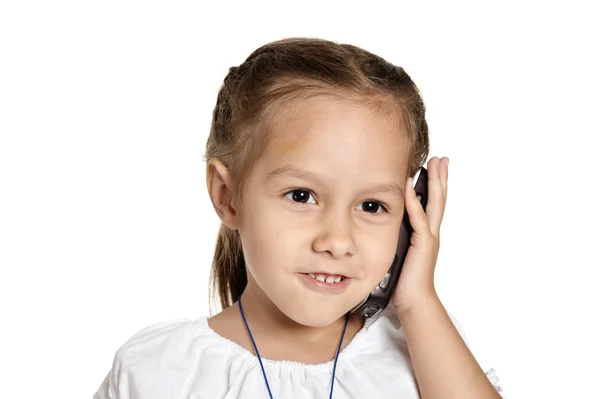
[438,157,449,205]
[404,175,433,242]
[425,157,446,238]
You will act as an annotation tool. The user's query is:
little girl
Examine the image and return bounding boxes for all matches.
[94,37,504,398]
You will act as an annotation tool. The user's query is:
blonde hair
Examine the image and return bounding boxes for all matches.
[204,37,430,312]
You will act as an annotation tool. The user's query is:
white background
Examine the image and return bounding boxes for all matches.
[1,1,598,398]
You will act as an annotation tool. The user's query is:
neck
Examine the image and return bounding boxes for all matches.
[239,277,352,344]
[208,274,364,364]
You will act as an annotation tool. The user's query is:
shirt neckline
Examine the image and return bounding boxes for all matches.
[199,308,386,370]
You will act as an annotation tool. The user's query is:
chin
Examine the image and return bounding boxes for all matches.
[289,310,344,328]
[275,297,353,328]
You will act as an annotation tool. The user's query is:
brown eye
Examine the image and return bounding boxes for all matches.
[285,189,315,204]
[362,201,379,213]
[358,201,387,214]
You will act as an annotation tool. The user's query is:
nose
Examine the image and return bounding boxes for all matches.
[311,209,357,259]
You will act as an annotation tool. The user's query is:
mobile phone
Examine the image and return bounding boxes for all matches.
[350,167,429,319]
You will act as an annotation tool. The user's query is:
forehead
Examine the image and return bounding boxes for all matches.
[256,95,411,180]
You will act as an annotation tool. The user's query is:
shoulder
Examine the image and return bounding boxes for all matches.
[112,318,207,367]
[359,303,469,346]
[357,305,504,396]
[94,316,237,399]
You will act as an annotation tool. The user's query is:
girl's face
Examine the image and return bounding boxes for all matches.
[238,95,411,327]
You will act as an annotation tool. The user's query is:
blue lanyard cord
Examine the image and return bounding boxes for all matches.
[238,297,350,399]
[329,310,349,399]
[238,297,274,398]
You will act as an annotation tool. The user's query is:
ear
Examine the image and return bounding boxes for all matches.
[206,158,240,230]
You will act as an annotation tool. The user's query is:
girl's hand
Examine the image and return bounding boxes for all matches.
[391,156,449,314]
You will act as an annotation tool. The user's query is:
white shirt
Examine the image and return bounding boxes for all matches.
[94,305,504,398]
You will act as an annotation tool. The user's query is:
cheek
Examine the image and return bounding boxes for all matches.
[360,226,399,279]
[239,204,302,273]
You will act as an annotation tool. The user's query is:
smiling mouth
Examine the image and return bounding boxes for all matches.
[304,273,346,284]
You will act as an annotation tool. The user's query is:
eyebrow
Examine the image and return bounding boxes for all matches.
[266,165,405,200]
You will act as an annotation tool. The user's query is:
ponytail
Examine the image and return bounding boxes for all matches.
[210,223,247,312]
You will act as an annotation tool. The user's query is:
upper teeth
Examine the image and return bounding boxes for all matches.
[308,273,343,283]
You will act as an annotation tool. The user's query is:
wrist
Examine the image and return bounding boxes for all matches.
[393,289,441,318]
